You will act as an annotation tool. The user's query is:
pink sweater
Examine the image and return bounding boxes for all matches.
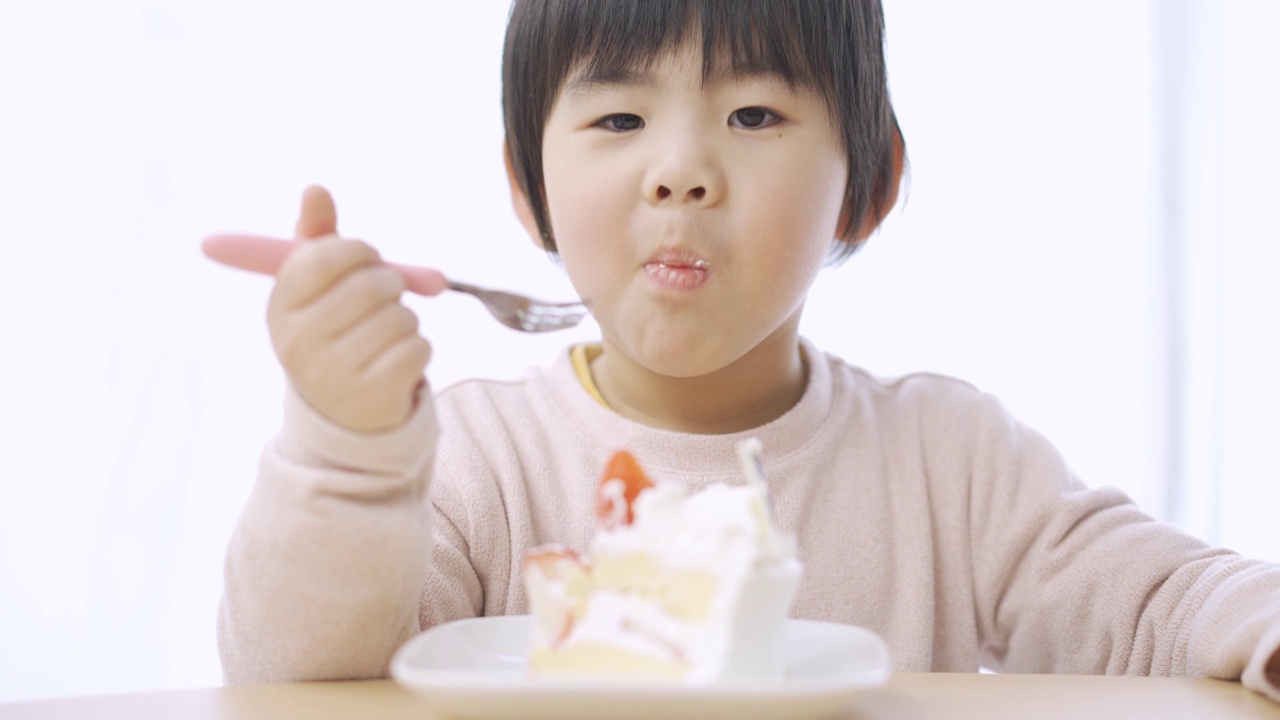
[218,339,1280,701]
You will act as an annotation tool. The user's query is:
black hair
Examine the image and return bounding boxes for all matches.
[502,0,903,263]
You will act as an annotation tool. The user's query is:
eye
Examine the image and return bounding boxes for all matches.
[593,113,644,132]
[729,107,781,129]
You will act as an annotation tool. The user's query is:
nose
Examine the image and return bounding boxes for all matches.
[642,133,723,207]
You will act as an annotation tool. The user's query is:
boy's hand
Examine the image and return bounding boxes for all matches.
[266,185,432,433]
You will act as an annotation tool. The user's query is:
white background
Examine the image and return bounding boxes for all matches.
[1,0,1276,703]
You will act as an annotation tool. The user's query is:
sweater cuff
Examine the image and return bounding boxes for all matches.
[276,382,438,478]
[1244,622,1280,703]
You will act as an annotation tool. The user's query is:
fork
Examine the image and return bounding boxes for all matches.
[201,234,589,333]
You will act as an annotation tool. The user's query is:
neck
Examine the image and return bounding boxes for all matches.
[590,320,808,434]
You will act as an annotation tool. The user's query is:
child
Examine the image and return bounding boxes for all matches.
[217,0,1280,700]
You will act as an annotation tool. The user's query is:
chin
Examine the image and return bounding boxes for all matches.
[627,335,744,379]
[644,358,724,380]
[605,305,775,377]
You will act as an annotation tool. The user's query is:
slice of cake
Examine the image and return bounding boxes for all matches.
[523,439,802,683]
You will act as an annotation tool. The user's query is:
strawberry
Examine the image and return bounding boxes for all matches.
[524,545,584,570]
[595,449,655,530]
[524,546,589,646]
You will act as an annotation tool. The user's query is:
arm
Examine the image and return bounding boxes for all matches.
[217,385,436,683]
[217,186,444,683]
[961,391,1280,701]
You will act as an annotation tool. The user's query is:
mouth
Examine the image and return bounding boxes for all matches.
[644,248,710,292]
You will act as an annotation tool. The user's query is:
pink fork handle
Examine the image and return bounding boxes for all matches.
[201,233,450,297]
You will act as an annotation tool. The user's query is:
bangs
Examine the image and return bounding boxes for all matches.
[543,0,844,110]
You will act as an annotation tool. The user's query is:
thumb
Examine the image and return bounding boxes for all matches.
[294,184,338,240]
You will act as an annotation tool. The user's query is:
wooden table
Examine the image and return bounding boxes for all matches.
[3,673,1278,719]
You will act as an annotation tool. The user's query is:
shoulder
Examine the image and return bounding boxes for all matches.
[432,351,571,430]
[815,349,1083,506]
[435,374,541,420]
[814,347,1042,467]
[819,349,1003,422]
[425,346,599,496]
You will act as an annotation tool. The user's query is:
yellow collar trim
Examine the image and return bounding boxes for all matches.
[570,343,610,408]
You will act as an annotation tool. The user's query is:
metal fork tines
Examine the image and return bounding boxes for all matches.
[446,281,588,333]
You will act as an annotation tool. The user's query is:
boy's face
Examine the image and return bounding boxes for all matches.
[536,43,849,378]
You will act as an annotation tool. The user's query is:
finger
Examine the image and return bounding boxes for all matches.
[295,184,338,240]
[300,265,408,340]
[360,332,433,394]
[270,238,384,311]
[332,301,423,370]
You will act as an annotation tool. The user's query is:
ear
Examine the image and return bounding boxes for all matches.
[504,139,547,249]
[836,125,906,241]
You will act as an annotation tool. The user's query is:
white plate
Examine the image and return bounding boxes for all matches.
[391,616,891,720]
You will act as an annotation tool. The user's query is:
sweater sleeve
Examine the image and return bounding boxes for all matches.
[217,384,438,684]
[962,389,1280,702]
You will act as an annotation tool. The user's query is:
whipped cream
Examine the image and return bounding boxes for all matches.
[526,439,802,683]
